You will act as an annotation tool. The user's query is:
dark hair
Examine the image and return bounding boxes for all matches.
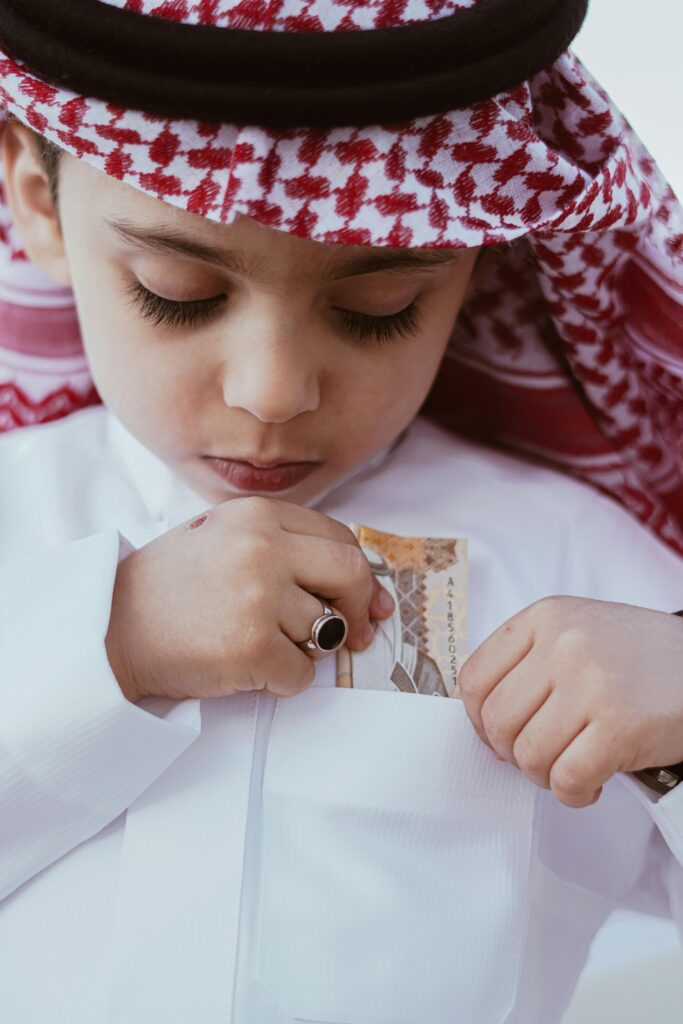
[32,130,62,210]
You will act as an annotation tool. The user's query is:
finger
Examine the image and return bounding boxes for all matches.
[459,610,534,737]
[274,502,362,548]
[257,632,317,698]
[285,533,376,648]
[277,506,395,625]
[548,721,620,808]
[479,658,552,761]
[280,585,355,659]
[280,586,334,657]
[512,691,588,789]
[369,574,395,621]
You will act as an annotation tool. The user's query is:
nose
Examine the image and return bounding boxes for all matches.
[221,334,321,424]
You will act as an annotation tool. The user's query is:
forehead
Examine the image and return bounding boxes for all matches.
[74,156,470,280]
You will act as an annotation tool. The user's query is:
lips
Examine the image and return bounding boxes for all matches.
[203,456,319,493]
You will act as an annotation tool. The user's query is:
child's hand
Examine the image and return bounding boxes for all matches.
[459,597,683,808]
[105,498,394,704]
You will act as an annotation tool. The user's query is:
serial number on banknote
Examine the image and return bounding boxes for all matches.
[336,525,468,698]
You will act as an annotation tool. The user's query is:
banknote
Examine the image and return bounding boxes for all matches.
[336,525,468,698]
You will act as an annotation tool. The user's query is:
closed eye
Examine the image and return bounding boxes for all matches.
[127,279,421,342]
[337,302,421,343]
[127,280,225,329]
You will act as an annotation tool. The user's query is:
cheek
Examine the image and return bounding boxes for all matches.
[75,287,196,443]
[394,359,443,422]
[339,341,447,452]
[364,332,449,411]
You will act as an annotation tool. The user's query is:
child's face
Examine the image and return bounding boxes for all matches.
[56,155,480,505]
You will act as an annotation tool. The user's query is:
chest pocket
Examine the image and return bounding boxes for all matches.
[254,688,538,1024]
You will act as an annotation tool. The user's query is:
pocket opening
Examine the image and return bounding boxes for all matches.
[255,687,538,1024]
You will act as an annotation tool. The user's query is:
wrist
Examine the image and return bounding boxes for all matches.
[105,625,142,704]
[105,558,144,704]
[632,609,683,795]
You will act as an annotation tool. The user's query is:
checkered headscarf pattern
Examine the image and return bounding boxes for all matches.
[1,0,682,554]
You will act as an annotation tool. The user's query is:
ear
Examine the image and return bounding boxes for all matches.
[1,119,72,286]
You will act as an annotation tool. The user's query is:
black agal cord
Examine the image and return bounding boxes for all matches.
[0,0,588,129]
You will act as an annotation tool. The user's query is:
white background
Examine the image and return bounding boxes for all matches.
[563,3,682,1020]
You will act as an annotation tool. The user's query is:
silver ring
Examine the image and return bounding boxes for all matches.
[297,602,348,656]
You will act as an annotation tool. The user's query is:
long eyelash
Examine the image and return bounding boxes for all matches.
[127,281,224,329]
[128,280,420,342]
[339,302,421,343]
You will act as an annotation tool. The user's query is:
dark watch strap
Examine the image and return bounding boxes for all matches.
[632,610,683,796]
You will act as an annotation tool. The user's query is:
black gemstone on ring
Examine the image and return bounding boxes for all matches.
[317,617,346,651]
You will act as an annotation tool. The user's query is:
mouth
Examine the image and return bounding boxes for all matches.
[202,456,320,493]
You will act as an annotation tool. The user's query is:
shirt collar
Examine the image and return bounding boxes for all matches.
[106,412,197,524]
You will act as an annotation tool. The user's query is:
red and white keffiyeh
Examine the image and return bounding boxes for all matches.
[1,0,682,555]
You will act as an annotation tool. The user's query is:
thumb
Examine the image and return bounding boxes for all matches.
[369,575,395,620]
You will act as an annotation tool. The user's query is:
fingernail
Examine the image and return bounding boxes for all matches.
[377,588,394,613]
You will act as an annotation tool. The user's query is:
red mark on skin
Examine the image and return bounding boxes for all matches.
[187,513,209,530]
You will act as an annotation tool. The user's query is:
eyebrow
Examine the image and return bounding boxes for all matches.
[103,216,466,279]
[331,248,466,278]
[104,217,255,274]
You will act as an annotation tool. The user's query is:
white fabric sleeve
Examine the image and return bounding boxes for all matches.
[618,774,683,868]
[0,529,201,901]
[563,489,683,876]
[614,776,683,939]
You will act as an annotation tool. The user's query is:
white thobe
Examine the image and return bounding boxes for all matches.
[0,406,682,1024]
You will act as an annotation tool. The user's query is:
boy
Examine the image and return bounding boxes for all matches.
[0,2,682,1021]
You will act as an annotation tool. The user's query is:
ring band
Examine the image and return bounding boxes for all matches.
[298,603,348,656]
